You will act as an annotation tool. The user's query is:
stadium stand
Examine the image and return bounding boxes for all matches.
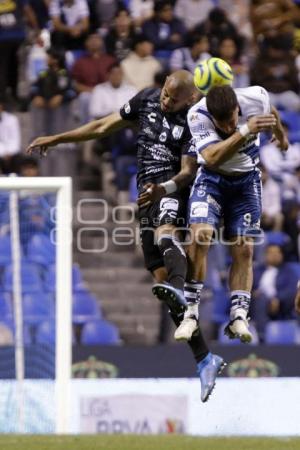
[265,320,300,344]
[0,0,299,347]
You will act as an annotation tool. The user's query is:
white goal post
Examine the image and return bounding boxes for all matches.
[0,176,72,434]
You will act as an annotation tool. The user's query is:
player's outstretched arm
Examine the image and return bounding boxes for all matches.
[137,155,198,207]
[26,112,130,156]
[202,114,277,167]
[270,106,289,151]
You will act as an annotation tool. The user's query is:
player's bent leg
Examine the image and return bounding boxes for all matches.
[152,283,187,314]
[152,224,188,314]
[174,280,201,341]
[152,264,225,402]
[174,224,213,341]
[224,236,254,343]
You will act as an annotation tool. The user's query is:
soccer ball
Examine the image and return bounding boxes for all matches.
[193,57,234,94]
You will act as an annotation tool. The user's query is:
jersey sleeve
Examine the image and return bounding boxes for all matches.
[245,86,271,117]
[182,138,197,158]
[119,89,147,121]
[187,109,221,153]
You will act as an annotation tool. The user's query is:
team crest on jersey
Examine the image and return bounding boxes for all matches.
[190,113,199,123]
[172,125,184,140]
[159,132,167,142]
[124,103,131,113]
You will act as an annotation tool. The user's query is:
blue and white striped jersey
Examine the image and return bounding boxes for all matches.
[187,86,271,174]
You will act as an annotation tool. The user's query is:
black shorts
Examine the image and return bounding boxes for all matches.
[138,190,189,272]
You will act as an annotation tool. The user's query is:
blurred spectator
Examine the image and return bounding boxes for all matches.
[217,37,249,88]
[89,62,137,119]
[49,0,90,50]
[88,63,137,213]
[27,30,51,84]
[29,0,50,29]
[121,35,161,90]
[219,0,252,40]
[250,45,300,111]
[250,0,297,50]
[153,69,170,88]
[193,7,243,56]
[260,165,284,231]
[174,0,214,31]
[129,0,154,29]
[261,122,300,182]
[0,96,21,174]
[30,48,76,137]
[16,155,39,177]
[104,7,137,61]
[281,165,300,206]
[251,243,299,338]
[169,33,211,72]
[93,0,119,33]
[72,33,116,123]
[0,1,39,101]
[142,0,187,64]
[283,199,300,261]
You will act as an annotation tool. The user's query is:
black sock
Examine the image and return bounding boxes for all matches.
[158,234,187,291]
[170,312,209,363]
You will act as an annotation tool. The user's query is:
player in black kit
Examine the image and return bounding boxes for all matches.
[27,71,225,402]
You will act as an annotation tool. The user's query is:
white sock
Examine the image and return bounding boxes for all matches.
[230,290,251,321]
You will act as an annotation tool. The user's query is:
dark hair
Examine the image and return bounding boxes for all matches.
[47,48,65,69]
[115,6,130,17]
[185,32,207,48]
[209,7,226,24]
[107,61,121,72]
[154,69,170,87]
[206,85,238,121]
[16,155,39,173]
[154,0,172,13]
[132,33,151,49]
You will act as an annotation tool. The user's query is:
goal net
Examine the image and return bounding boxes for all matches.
[0,176,72,433]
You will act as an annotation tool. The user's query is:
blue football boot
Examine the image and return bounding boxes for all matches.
[152,282,187,314]
[197,353,226,402]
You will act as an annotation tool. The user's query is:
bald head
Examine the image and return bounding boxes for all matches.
[167,70,195,93]
[160,70,197,113]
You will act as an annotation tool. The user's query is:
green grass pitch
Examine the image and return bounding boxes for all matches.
[0,435,299,450]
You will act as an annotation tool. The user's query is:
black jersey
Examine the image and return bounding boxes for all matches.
[119,87,195,192]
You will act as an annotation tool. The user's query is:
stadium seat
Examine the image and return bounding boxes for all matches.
[26,234,55,267]
[72,291,101,324]
[129,175,138,202]
[43,265,55,292]
[81,319,120,345]
[0,235,12,266]
[72,264,87,292]
[265,321,300,344]
[1,319,32,345]
[23,293,54,324]
[0,293,12,318]
[211,287,230,325]
[35,320,77,345]
[35,320,56,345]
[279,111,300,142]
[264,231,290,247]
[44,264,87,292]
[218,322,259,345]
[19,195,53,243]
[3,263,43,293]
